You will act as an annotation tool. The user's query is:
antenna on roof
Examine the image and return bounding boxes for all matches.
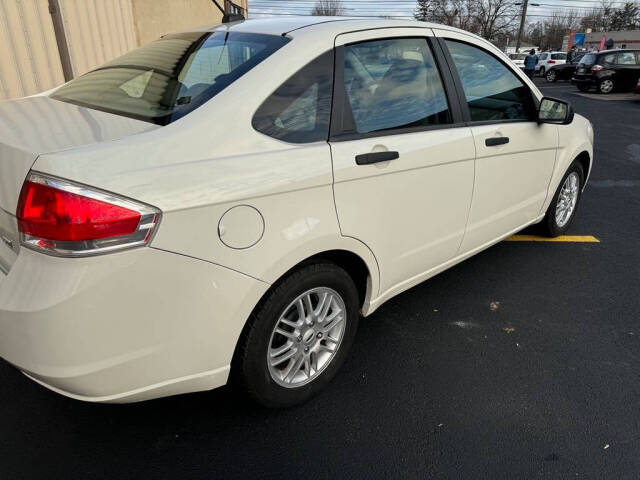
[211,0,245,23]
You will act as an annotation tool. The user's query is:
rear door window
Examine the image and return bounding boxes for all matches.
[339,38,451,135]
[616,52,637,65]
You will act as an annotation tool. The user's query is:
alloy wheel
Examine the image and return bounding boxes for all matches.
[267,287,347,388]
[546,70,556,82]
[555,172,579,228]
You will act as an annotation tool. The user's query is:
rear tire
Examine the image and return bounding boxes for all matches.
[542,161,585,237]
[233,262,360,408]
[546,70,557,82]
[539,66,546,77]
[599,78,614,94]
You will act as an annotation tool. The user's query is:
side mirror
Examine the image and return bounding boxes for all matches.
[538,97,574,125]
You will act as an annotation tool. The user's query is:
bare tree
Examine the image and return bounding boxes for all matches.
[475,0,519,40]
[524,10,580,50]
[580,1,617,31]
[414,0,481,34]
[312,0,344,16]
[415,0,519,40]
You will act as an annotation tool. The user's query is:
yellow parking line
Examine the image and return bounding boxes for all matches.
[505,235,600,243]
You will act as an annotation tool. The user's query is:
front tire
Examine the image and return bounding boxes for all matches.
[233,262,360,408]
[542,162,584,237]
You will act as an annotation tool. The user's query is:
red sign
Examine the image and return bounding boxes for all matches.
[568,30,575,51]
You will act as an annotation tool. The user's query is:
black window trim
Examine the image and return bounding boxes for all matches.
[329,36,466,143]
[437,36,541,126]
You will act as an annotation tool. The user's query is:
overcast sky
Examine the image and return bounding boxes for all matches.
[248,0,632,25]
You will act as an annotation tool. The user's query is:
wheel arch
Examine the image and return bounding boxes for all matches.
[259,238,380,316]
[575,150,591,185]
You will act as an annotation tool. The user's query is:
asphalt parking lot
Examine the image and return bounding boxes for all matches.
[1,78,639,479]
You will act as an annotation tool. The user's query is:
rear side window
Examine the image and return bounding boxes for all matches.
[252,50,333,143]
[579,54,596,65]
[551,53,567,60]
[445,40,536,123]
[52,32,289,125]
[340,38,451,134]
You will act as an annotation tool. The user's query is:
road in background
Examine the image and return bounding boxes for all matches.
[1,78,639,479]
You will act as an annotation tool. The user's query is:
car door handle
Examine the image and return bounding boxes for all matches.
[355,151,399,165]
[485,137,510,147]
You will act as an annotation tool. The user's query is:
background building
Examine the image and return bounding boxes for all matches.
[0,0,248,100]
[564,30,640,51]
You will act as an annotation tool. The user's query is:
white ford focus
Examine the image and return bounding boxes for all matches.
[0,17,593,407]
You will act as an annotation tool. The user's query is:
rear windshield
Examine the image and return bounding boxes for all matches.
[579,54,597,65]
[51,32,289,125]
[551,53,567,60]
[509,54,527,60]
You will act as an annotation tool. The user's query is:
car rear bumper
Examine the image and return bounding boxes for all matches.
[571,76,596,85]
[0,246,269,403]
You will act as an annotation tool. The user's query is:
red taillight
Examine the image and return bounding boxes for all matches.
[548,60,556,64]
[591,65,603,72]
[16,173,160,256]
[18,181,141,241]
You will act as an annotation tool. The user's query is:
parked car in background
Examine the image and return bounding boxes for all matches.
[636,78,640,93]
[572,49,640,93]
[0,17,594,408]
[508,52,527,70]
[535,51,567,76]
[545,52,585,82]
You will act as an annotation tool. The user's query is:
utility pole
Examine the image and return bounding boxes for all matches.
[515,0,529,53]
[515,1,540,52]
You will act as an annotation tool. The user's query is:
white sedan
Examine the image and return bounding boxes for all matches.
[0,17,593,407]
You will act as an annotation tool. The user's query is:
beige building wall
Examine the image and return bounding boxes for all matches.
[0,0,65,100]
[59,0,137,77]
[131,0,248,47]
[0,0,248,100]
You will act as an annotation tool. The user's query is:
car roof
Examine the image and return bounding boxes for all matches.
[597,49,640,54]
[190,16,463,37]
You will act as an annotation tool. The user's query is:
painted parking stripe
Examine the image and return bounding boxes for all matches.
[505,235,600,242]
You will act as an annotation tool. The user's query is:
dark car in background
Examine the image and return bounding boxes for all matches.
[572,49,640,93]
[545,52,585,82]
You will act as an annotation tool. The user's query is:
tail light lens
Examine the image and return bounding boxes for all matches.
[548,60,556,64]
[17,172,160,257]
[591,65,603,72]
